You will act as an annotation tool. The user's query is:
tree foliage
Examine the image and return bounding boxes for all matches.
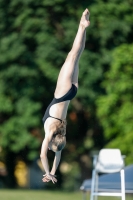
[96,44,133,164]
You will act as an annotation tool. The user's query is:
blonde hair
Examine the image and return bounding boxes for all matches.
[51,120,67,152]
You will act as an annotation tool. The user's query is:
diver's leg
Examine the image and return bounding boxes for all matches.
[71,30,86,85]
[54,9,90,98]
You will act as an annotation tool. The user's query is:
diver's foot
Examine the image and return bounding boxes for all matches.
[80,8,90,28]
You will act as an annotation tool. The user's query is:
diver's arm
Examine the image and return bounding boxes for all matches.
[40,137,50,175]
[51,151,62,175]
[40,137,57,183]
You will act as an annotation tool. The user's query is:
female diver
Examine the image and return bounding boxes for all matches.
[40,9,90,184]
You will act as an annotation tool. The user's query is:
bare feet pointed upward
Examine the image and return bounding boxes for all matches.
[80,8,90,28]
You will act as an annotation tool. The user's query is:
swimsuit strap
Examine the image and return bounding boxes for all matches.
[50,116,63,122]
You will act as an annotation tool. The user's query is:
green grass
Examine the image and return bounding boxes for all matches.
[0,190,82,200]
[0,190,132,200]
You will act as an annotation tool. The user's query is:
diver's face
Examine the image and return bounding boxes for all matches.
[48,141,57,153]
[48,141,52,150]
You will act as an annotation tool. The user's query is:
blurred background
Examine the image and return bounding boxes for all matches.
[0,0,133,192]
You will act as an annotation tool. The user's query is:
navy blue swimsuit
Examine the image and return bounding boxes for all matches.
[42,84,77,124]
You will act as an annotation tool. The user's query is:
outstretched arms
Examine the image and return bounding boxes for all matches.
[40,135,61,184]
[42,151,61,183]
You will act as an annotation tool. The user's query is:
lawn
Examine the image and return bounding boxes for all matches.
[0,190,132,200]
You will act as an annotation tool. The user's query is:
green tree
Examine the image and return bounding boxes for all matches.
[96,44,133,164]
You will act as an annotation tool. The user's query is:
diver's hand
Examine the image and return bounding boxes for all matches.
[42,173,57,184]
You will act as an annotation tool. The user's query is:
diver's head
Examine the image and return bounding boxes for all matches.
[49,120,67,152]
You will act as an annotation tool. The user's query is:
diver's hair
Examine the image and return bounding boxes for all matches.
[51,120,67,152]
